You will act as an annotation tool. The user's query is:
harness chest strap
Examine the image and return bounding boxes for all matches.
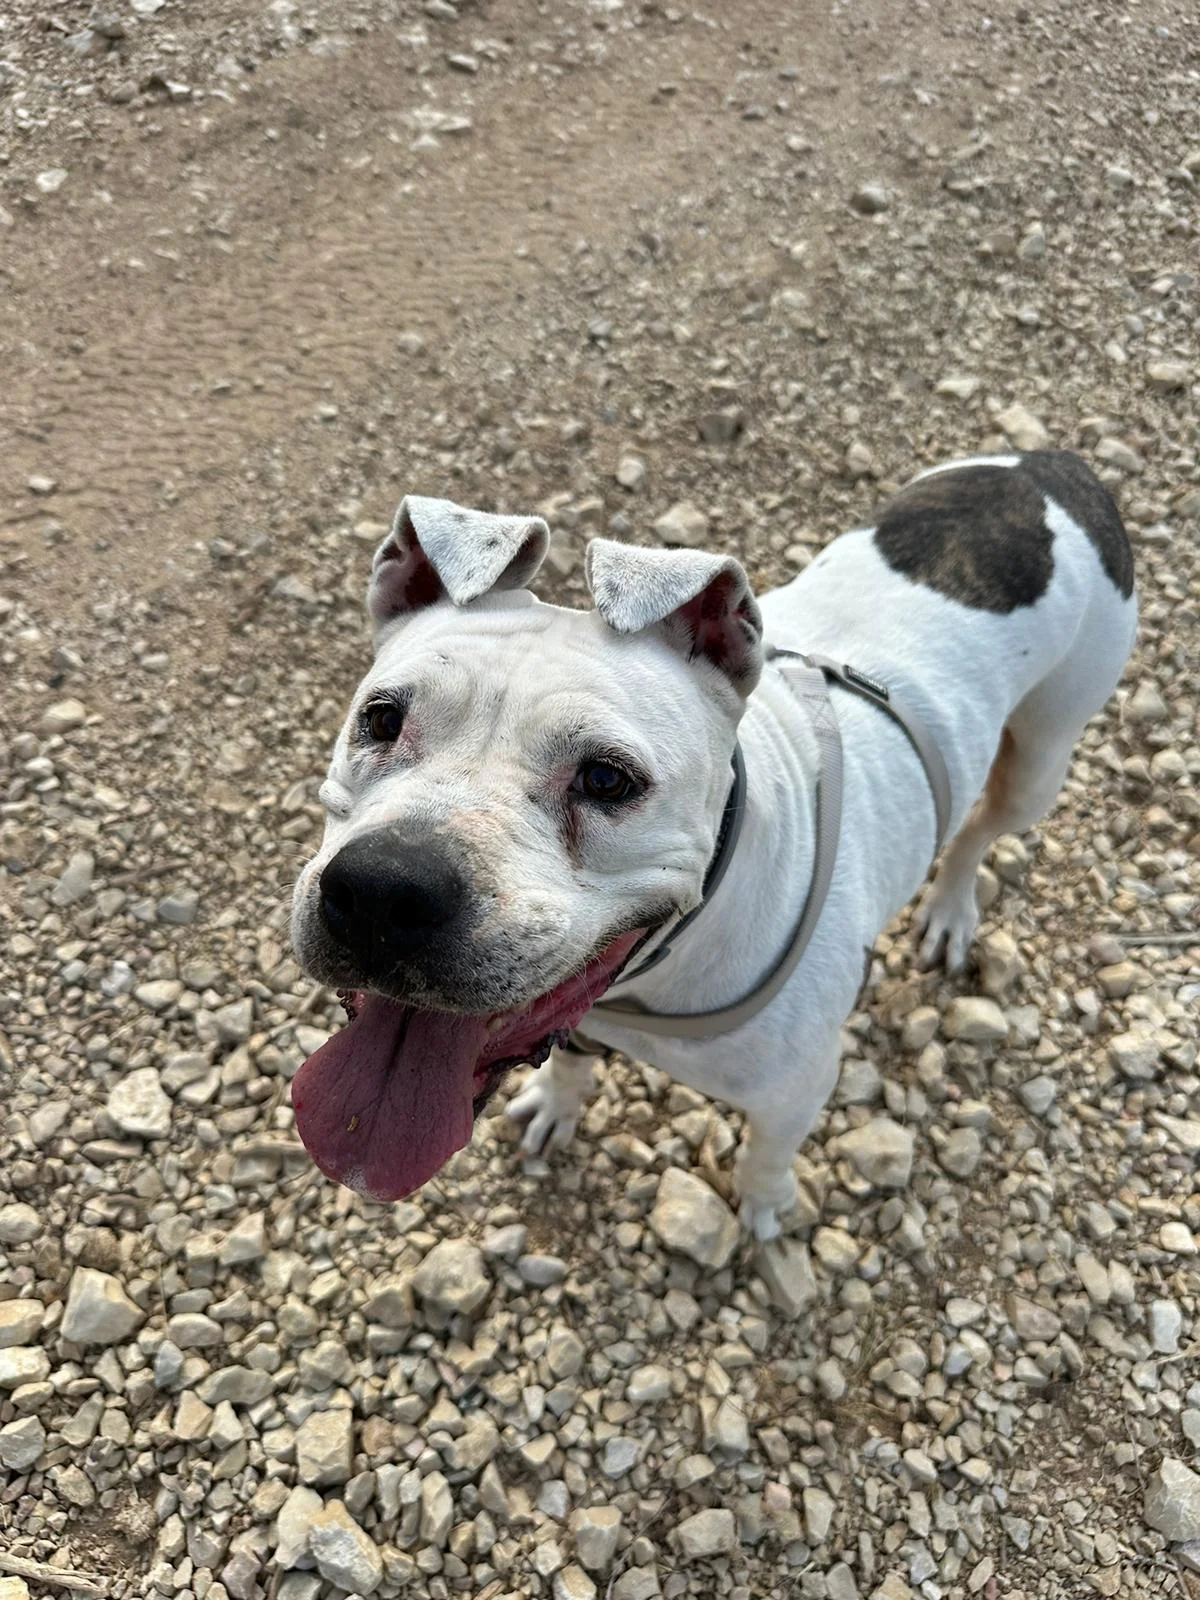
[576,649,953,1043]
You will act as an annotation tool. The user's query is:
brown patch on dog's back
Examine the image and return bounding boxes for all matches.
[1021,449,1134,598]
[873,464,1053,612]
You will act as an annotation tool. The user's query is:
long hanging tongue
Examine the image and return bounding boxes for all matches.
[291,996,490,1201]
[291,930,648,1202]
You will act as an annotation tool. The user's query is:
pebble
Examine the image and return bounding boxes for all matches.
[61,1267,144,1345]
[275,1484,323,1567]
[1094,435,1143,473]
[1007,1293,1061,1341]
[1146,358,1190,391]
[697,407,744,445]
[296,1409,353,1487]
[0,1301,44,1345]
[850,181,890,214]
[900,1006,939,1051]
[803,1486,836,1544]
[676,1507,737,1560]
[1018,1074,1057,1116]
[653,501,710,548]
[615,455,647,492]
[0,1347,52,1390]
[157,890,201,925]
[757,1238,818,1316]
[650,1168,738,1270]
[996,401,1050,450]
[1160,1222,1197,1256]
[1143,1459,1200,1542]
[943,997,1008,1043]
[40,697,87,734]
[935,374,981,400]
[936,1127,983,1179]
[420,1471,454,1545]
[135,978,185,1011]
[1108,1030,1160,1079]
[0,1415,46,1471]
[554,1568,597,1600]
[411,1238,492,1315]
[309,1499,384,1593]
[572,1506,622,1572]
[0,1203,41,1245]
[626,1363,672,1403]
[1148,1299,1182,1354]
[107,1066,172,1138]
[833,1117,914,1188]
[50,850,94,907]
[977,928,1023,996]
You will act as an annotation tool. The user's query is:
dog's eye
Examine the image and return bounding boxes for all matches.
[573,761,638,804]
[363,702,405,743]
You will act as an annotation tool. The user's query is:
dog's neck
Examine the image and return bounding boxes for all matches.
[594,658,937,1032]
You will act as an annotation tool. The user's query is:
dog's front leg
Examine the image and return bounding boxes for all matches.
[734,1045,839,1242]
[506,1046,598,1158]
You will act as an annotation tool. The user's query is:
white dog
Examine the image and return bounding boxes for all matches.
[290,451,1136,1239]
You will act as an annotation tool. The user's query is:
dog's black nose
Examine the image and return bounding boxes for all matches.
[319,831,469,977]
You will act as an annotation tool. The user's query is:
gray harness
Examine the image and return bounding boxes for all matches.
[575,648,953,1043]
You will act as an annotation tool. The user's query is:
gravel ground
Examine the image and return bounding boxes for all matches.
[1,2,1198,1598]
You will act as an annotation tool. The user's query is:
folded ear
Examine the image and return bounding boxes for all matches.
[368,495,550,631]
[585,539,763,696]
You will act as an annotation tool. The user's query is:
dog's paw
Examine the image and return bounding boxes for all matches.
[738,1195,785,1243]
[734,1159,797,1243]
[506,1075,583,1159]
[914,885,978,974]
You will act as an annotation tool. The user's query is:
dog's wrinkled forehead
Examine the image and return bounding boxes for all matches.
[364,596,711,737]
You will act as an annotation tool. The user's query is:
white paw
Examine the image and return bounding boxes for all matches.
[738,1196,784,1243]
[915,885,978,974]
[506,1075,583,1159]
[735,1158,797,1243]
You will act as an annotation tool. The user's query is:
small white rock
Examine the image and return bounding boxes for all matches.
[653,501,709,548]
[676,1507,736,1561]
[1144,1459,1200,1542]
[650,1168,738,1270]
[833,1117,914,1189]
[61,1268,144,1346]
[411,1239,492,1315]
[996,401,1050,451]
[107,1067,172,1139]
[943,997,1008,1043]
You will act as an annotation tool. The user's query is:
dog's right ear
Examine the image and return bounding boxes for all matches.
[367,495,550,633]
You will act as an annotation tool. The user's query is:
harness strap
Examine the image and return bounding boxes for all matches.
[803,653,952,855]
[577,648,951,1043]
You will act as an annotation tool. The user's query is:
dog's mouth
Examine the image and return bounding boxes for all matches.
[290,928,647,1202]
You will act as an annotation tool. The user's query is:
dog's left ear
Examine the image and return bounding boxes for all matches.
[368,495,550,631]
[586,539,763,697]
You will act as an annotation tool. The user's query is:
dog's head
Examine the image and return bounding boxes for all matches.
[290,494,763,1201]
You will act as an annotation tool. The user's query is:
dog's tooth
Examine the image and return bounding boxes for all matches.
[487,1015,509,1034]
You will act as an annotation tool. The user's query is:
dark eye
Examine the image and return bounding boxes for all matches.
[574,761,638,804]
[363,702,405,743]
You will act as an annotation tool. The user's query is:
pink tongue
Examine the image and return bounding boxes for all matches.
[291,995,490,1202]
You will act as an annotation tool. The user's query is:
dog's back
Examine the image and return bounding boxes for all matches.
[760,450,1137,846]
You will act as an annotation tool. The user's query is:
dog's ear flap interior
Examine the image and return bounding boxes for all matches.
[368,496,551,629]
[585,539,763,696]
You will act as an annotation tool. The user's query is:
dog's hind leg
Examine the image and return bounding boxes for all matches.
[915,724,1077,973]
[507,1046,598,1158]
